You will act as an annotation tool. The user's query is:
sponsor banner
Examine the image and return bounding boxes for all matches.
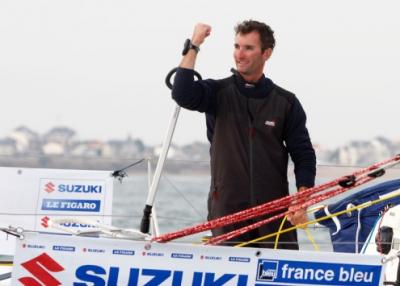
[41,199,101,212]
[39,215,100,230]
[37,178,107,215]
[255,259,381,285]
[11,232,385,286]
[0,167,114,255]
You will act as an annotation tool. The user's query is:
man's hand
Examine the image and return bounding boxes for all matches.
[287,186,308,227]
[180,23,211,69]
[192,23,212,47]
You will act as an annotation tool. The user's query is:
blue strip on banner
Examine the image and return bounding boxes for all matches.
[112,250,135,256]
[229,256,251,263]
[53,245,75,252]
[255,259,382,286]
[171,253,194,259]
[41,199,101,212]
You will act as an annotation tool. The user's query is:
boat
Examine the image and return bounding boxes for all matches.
[1,70,400,285]
[1,160,400,285]
[1,148,400,285]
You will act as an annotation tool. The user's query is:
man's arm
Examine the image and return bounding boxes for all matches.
[180,23,211,69]
[172,23,217,114]
[284,97,316,226]
[285,97,316,189]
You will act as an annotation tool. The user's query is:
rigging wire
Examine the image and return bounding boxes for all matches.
[162,175,204,219]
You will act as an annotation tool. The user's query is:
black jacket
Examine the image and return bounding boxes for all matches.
[172,68,316,248]
[172,68,316,189]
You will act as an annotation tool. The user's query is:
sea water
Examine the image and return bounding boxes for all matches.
[112,173,335,251]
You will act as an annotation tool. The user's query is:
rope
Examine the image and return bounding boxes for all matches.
[304,227,320,251]
[274,215,287,249]
[235,186,400,247]
[206,175,374,245]
[272,214,319,251]
[153,154,400,243]
[46,218,151,240]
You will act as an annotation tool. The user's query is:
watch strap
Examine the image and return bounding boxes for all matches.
[182,39,200,55]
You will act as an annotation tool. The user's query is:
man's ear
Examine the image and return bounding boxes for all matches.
[263,48,273,61]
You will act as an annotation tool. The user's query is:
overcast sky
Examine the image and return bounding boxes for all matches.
[1,0,399,149]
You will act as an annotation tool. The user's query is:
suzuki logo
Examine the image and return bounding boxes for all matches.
[41,216,50,228]
[19,253,64,286]
[44,182,55,193]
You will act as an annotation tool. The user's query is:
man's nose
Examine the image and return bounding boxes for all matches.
[236,48,245,58]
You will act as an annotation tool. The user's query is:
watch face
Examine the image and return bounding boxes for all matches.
[182,39,191,56]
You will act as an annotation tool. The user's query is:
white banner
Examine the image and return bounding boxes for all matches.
[11,232,385,286]
[0,167,114,255]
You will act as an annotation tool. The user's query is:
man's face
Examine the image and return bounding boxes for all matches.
[233,31,271,80]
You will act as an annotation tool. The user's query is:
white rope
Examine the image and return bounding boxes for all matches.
[355,207,362,253]
[324,206,342,236]
[47,218,151,240]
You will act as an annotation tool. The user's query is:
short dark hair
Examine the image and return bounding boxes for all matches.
[234,20,275,51]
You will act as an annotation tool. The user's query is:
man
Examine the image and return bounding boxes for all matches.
[172,20,316,249]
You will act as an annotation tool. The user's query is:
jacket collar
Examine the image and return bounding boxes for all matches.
[231,68,274,99]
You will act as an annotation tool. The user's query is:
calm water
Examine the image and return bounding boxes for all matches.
[112,174,210,235]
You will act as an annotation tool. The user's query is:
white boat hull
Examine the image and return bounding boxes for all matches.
[9,232,385,286]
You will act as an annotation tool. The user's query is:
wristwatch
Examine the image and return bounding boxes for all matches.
[182,39,200,56]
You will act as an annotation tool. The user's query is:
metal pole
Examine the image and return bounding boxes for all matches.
[140,105,181,233]
[147,158,160,236]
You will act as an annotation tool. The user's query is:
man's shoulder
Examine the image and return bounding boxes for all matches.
[270,83,297,105]
[213,75,235,89]
[198,75,233,89]
[272,83,295,98]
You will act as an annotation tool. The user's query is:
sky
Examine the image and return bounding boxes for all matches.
[0,0,399,149]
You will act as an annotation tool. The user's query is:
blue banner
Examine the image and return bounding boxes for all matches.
[41,199,101,212]
[255,259,382,285]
